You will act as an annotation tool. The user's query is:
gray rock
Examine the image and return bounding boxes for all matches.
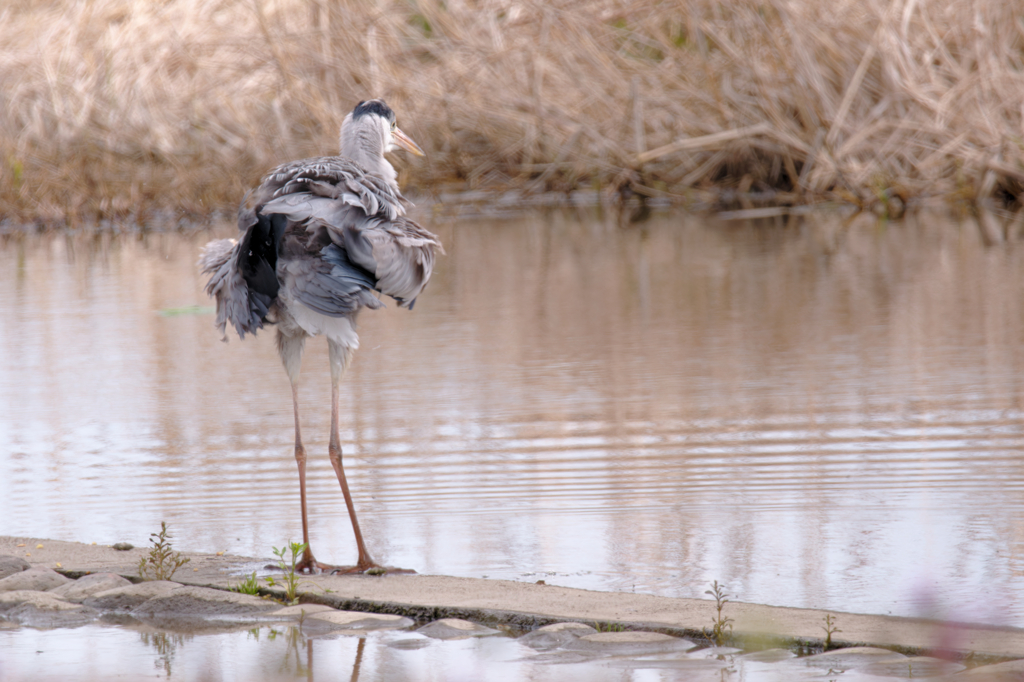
[688,645,742,658]
[801,647,906,671]
[0,590,98,628]
[960,658,1024,678]
[607,658,730,671]
[519,622,599,651]
[524,651,598,664]
[858,656,965,678]
[303,610,414,634]
[8,603,99,629]
[0,566,71,592]
[49,573,133,603]
[0,590,63,612]
[83,581,181,611]
[564,631,696,657]
[0,556,31,580]
[738,648,797,663]
[130,586,279,619]
[263,604,337,620]
[416,618,501,640]
[387,637,432,650]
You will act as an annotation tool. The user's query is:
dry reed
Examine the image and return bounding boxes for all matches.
[2,0,1023,224]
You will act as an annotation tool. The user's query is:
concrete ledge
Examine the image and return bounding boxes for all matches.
[3,535,1023,660]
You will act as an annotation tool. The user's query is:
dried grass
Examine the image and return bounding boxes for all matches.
[2,0,1023,223]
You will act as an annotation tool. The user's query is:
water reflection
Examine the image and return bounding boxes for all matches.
[0,621,976,682]
[140,630,188,677]
[249,625,317,682]
[2,209,1024,624]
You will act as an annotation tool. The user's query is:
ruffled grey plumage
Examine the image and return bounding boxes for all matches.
[199,237,263,339]
[198,103,440,341]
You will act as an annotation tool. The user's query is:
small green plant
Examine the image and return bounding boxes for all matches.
[594,621,624,633]
[232,571,261,595]
[137,522,190,581]
[822,613,842,650]
[705,580,734,646]
[266,541,308,604]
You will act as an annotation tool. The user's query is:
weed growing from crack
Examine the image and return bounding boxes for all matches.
[822,613,842,650]
[265,541,307,604]
[705,580,734,646]
[232,571,261,595]
[137,522,190,581]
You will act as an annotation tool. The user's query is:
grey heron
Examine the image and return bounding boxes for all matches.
[199,99,441,573]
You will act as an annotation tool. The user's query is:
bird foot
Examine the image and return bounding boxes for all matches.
[294,551,334,575]
[293,552,415,576]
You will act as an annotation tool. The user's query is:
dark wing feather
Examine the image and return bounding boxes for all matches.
[238,211,287,300]
[280,243,384,317]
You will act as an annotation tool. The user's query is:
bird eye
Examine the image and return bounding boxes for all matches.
[391,121,397,131]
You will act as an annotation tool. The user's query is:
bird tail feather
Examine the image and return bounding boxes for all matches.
[198,238,267,340]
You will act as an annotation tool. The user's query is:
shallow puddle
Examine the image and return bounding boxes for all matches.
[0,623,976,682]
[3,209,1024,627]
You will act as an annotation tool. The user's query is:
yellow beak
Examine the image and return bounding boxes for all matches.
[392,127,425,156]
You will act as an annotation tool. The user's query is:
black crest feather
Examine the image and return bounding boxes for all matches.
[353,99,395,124]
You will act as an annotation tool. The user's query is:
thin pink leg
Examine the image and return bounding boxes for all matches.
[327,339,378,571]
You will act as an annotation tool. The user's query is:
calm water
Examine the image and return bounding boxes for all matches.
[0,622,958,682]
[3,209,1024,627]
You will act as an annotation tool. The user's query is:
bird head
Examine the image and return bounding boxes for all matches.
[347,99,425,157]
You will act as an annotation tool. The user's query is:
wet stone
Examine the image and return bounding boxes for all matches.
[739,648,798,663]
[49,573,133,603]
[607,658,730,671]
[0,555,31,580]
[0,566,71,592]
[8,602,99,629]
[263,604,337,620]
[0,591,99,628]
[303,610,414,635]
[416,618,501,640]
[564,631,697,657]
[857,656,966,678]
[526,651,598,665]
[386,637,432,650]
[83,581,181,611]
[130,585,279,618]
[0,590,63,611]
[519,622,598,651]
[689,645,743,658]
[961,659,1024,678]
[801,646,906,670]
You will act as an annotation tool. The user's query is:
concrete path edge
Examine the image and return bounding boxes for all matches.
[2,536,1022,662]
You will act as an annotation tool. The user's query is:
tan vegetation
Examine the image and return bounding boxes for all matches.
[2,0,1023,223]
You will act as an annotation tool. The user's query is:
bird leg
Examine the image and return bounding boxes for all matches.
[291,381,324,574]
[278,330,327,575]
[327,339,379,572]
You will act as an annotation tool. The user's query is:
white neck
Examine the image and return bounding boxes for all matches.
[339,113,398,190]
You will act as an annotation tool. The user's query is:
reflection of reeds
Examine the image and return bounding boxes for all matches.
[140,631,188,677]
[2,0,1022,222]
